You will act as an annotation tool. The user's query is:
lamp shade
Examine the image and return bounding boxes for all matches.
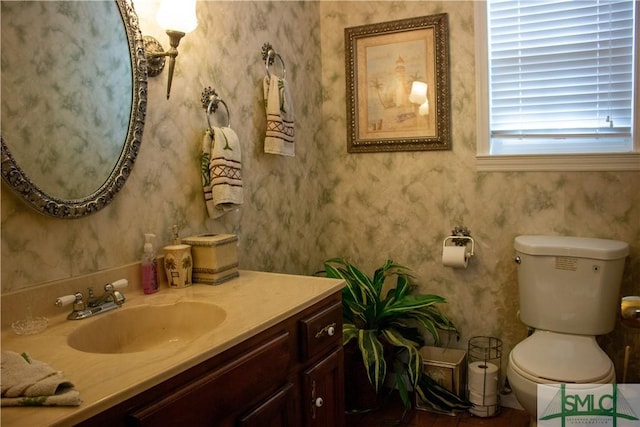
[157,0,198,33]
[409,81,428,105]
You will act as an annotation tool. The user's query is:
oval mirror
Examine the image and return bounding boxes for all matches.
[0,0,147,219]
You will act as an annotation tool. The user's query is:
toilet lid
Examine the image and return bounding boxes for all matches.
[510,331,613,383]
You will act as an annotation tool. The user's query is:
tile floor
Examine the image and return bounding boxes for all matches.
[345,394,530,427]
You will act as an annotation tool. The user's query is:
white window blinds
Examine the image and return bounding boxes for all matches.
[487,0,636,155]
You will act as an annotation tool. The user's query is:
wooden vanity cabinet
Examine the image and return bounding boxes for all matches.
[77,293,344,427]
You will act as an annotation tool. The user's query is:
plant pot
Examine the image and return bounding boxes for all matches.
[343,342,382,413]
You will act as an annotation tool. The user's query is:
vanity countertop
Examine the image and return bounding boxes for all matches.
[0,270,344,427]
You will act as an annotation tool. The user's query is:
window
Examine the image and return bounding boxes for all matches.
[475,0,640,171]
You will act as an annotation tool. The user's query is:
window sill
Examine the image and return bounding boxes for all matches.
[476,153,640,172]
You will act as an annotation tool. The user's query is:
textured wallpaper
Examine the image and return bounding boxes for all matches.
[316,1,640,382]
[1,0,326,288]
[1,1,638,381]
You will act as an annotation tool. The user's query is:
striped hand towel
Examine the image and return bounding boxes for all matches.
[201,127,243,218]
[263,75,294,156]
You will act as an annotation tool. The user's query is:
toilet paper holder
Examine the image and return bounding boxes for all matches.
[621,296,640,329]
[443,226,475,257]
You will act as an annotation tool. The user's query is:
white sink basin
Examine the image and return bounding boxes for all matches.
[67,302,226,354]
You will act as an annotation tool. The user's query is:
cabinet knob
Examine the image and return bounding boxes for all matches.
[315,322,337,339]
[314,397,324,408]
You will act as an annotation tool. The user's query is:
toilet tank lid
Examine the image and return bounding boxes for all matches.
[514,235,629,259]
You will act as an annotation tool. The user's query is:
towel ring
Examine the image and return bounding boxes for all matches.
[265,51,286,79]
[207,98,230,130]
[201,87,230,130]
[261,43,286,79]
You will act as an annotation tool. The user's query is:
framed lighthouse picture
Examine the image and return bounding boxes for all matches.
[345,14,451,153]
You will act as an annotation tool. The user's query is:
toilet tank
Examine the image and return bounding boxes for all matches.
[514,235,628,335]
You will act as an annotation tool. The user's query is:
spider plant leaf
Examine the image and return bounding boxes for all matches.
[325,262,368,323]
[324,262,356,299]
[342,296,367,324]
[325,259,376,307]
[422,309,459,333]
[381,329,422,386]
[394,372,410,411]
[343,322,358,346]
[380,274,409,311]
[415,315,442,345]
[409,308,459,344]
[373,261,412,297]
[358,329,386,392]
[416,373,471,411]
[370,259,389,293]
[372,259,394,285]
[386,323,424,347]
[408,313,454,345]
[372,260,411,283]
[345,262,377,302]
[384,294,447,316]
[371,259,396,294]
[393,274,412,300]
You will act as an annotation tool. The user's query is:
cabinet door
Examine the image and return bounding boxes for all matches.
[302,347,345,427]
[237,383,297,427]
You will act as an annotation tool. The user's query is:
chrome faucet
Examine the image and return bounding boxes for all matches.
[87,282,126,307]
[56,279,128,320]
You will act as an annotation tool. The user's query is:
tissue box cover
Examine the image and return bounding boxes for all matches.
[416,346,467,412]
[181,234,238,285]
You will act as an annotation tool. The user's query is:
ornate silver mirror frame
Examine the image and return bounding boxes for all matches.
[0,0,147,219]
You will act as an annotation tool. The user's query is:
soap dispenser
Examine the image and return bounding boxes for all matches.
[141,233,159,294]
[163,225,193,288]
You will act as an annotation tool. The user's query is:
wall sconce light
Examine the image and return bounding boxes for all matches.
[409,81,429,116]
[143,0,198,99]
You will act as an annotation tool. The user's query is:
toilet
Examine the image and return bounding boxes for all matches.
[507,235,629,427]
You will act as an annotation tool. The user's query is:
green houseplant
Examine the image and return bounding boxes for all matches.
[323,258,471,414]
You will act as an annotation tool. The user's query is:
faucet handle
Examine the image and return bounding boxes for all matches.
[55,293,80,307]
[105,279,128,291]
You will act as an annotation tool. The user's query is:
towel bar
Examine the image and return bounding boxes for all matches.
[261,42,286,79]
[201,87,230,129]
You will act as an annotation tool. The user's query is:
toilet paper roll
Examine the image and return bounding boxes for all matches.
[469,404,499,417]
[468,361,499,396]
[469,390,498,406]
[442,246,468,269]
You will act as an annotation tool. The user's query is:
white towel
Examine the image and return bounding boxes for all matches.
[201,127,243,218]
[1,351,81,406]
[263,75,294,156]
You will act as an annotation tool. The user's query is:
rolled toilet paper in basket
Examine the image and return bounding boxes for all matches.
[442,246,468,268]
[469,404,499,417]
[469,389,498,406]
[468,361,499,396]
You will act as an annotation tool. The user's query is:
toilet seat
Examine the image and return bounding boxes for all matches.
[510,330,614,383]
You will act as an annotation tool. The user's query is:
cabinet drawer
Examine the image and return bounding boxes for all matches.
[299,301,342,360]
[128,331,290,426]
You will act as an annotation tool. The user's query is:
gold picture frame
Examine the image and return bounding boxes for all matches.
[345,14,451,153]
